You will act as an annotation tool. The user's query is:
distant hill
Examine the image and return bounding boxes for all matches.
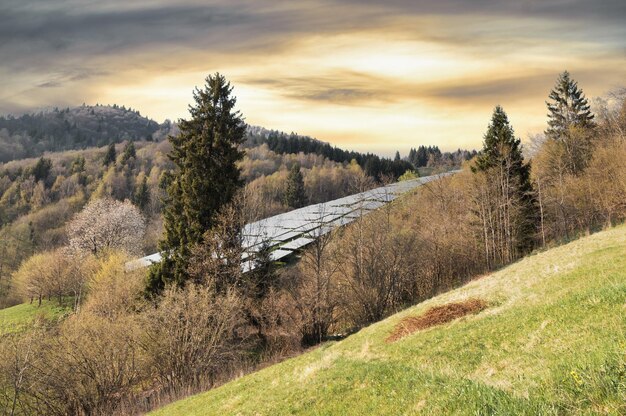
[0,105,465,178]
[0,105,172,162]
[246,126,472,178]
[152,225,626,415]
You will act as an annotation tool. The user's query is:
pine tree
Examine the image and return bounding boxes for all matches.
[408,148,417,167]
[472,106,536,264]
[120,141,136,165]
[545,71,596,174]
[147,73,246,293]
[546,71,595,140]
[32,157,52,183]
[283,163,308,209]
[103,143,116,166]
[133,175,150,210]
[474,107,526,172]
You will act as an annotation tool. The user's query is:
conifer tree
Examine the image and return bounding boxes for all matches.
[545,70,595,140]
[545,71,596,174]
[120,141,136,165]
[103,143,116,166]
[32,157,52,183]
[133,176,150,210]
[472,106,536,264]
[147,73,246,293]
[474,107,527,173]
[283,163,308,209]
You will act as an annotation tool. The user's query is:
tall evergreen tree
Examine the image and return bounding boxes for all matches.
[545,70,595,140]
[283,163,308,209]
[545,71,596,174]
[474,107,527,172]
[103,143,116,166]
[147,73,246,294]
[472,106,536,263]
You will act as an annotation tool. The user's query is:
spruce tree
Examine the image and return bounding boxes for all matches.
[32,157,52,183]
[545,70,595,140]
[120,141,136,165]
[133,176,150,210]
[147,73,246,293]
[283,163,308,209]
[103,143,116,166]
[474,106,526,172]
[473,106,536,258]
[545,71,596,174]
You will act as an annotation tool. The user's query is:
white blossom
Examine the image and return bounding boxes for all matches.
[68,198,145,256]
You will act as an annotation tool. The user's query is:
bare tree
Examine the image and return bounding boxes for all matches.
[336,210,415,327]
[140,284,245,390]
[67,198,145,256]
[0,333,36,416]
[292,207,340,345]
[188,196,246,292]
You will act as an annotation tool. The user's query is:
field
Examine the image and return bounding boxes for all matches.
[0,300,71,335]
[153,225,626,415]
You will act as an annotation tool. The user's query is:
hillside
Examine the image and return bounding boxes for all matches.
[0,300,70,335]
[153,225,626,415]
[0,105,170,162]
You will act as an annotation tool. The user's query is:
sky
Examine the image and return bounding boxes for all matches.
[1,1,625,156]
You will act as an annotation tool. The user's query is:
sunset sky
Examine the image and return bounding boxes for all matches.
[1,0,625,155]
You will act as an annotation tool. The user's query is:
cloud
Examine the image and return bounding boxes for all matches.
[0,0,625,152]
[331,0,626,22]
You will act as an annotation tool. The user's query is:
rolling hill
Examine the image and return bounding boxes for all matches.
[0,104,169,162]
[152,225,626,415]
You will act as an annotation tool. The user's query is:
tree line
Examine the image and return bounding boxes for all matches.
[247,129,475,178]
[0,105,170,163]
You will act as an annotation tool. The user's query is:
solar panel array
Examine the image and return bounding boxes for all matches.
[128,171,457,271]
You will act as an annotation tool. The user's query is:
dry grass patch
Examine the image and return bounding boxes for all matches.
[386,298,488,342]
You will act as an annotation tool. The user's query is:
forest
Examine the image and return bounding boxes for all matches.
[0,101,466,309]
[0,72,625,415]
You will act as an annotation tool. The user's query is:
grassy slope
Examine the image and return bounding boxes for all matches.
[154,226,626,415]
[0,300,70,335]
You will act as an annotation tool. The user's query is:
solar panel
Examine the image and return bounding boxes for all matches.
[127,172,456,272]
[270,249,294,261]
[279,237,316,250]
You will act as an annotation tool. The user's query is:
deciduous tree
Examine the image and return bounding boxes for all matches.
[67,198,145,256]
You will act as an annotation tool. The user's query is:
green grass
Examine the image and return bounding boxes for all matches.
[153,226,626,415]
[0,300,71,335]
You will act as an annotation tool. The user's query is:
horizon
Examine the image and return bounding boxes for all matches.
[1,1,625,156]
